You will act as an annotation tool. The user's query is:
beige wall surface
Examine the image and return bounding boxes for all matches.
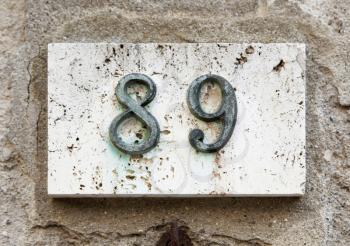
[0,1,349,245]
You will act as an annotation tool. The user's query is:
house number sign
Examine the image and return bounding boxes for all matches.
[48,43,306,197]
[109,73,237,154]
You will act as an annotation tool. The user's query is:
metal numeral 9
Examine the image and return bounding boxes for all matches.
[187,74,237,153]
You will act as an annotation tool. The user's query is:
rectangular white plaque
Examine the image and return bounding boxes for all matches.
[48,43,306,197]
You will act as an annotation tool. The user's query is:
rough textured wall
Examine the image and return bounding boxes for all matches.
[0,0,349,245]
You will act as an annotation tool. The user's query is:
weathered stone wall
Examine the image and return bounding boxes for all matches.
[0,1,349,245]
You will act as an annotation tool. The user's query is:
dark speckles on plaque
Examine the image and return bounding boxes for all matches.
[48,43,306,197]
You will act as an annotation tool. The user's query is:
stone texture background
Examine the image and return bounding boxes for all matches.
[0,0,349,245]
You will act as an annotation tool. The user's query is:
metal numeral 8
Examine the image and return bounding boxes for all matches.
[187,74,237,153]
[109,73,160,155]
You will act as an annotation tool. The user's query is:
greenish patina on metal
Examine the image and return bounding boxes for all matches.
[109,73,160,155]
[187,74,237,153]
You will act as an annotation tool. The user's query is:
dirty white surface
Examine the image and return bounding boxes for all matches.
[48,43,306,197]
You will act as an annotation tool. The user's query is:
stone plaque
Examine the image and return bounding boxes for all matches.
[48,43,306,197]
